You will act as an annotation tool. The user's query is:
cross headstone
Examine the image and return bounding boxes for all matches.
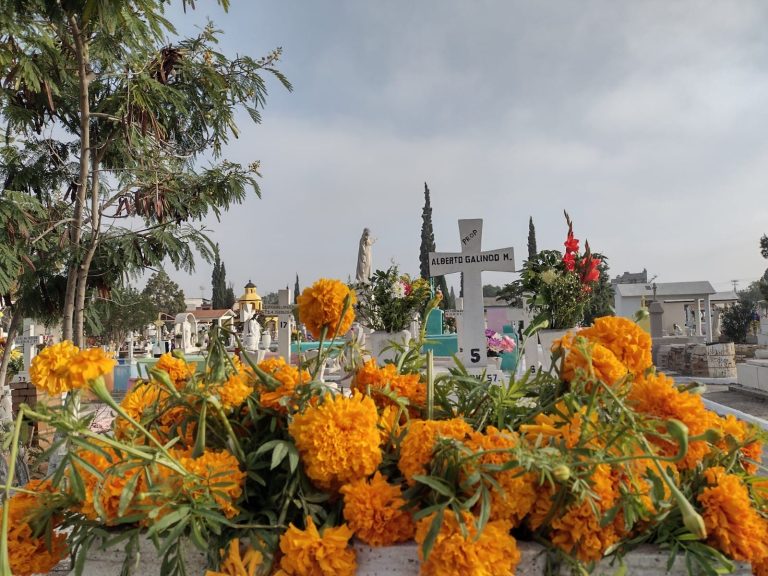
[262,289,294,363]
[429,219,515,368]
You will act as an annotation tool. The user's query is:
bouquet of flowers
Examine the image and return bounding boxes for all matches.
[502,212,602,329]
[353,266,431,332]
[485,329,516,357]
[2,278,767,576]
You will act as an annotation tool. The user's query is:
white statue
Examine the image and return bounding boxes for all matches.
[712,307,722,339]
[356,228,375,284]
[182,320,192,351]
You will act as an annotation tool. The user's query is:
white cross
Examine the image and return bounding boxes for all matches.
[429,219,515,367]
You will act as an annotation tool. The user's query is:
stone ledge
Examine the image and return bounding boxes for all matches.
[66,538,752,575]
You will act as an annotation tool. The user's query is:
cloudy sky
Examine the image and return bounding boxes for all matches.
[164,1,768,301]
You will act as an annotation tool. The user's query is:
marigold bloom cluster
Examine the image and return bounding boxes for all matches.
[257,356,310,411]
[289,393,382,490]
[274,516,356,576]
[216,370,254,410]
[398,418,473,484]
[559,334,628,387]
[73,445,147,524]
[352,359,426,415]
[340,471,415,546]
[170,448,246,519]
[2,480,68,576]
[466,427,537,526]
[577,316,652,376]
[30,340,115,394]
[415,512,520,576]
[698,467,768,564]
[155,352,196,388]
[297,278,356,339]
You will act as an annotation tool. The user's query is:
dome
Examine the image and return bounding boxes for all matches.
[238,281,263,311]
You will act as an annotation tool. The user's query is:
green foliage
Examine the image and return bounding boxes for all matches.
[294,274,300,304]
[86,285,157,346]
[482,284,501,297]
[760,234,768,259]
[142,270,185,316]
[721,299,757,344]
[224,284,236,309]
[582,254,614,326]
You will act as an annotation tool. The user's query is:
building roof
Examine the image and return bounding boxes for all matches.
[483,296,508,307]
[711,291,739,302]
[615,281,716,298]
[190,308,236,320]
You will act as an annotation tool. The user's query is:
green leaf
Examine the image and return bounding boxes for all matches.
[412,475,455,497]
[271,441,288,470]
[420,508,444,561]
[118,471,142,518]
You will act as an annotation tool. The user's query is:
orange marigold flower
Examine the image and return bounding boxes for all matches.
[398,417,473,484]
[2,480,68,576]
[352,360,425,416]
[713,414,763,474]
[520,401,596,450]
[415,512,520,576]
[628,372,719,469]
[274,516,356,576]
[467,427,537,526]
[297,278,356,340]
[698,467,768,563]
[340,471,415,546]
[72,444,148,524]
[29,340,81,394]
[289,393,382,491]
[155,353,196,388]
[578,316,652,376]
[257,357,310,411]
[205,538,264,576]
[171,448,246,519]
[66,347,117,389]
[216,370,254,410]
[115,380,168,440]
[559,335,628,387]
[547,464,621,563]
[378,404,404,446]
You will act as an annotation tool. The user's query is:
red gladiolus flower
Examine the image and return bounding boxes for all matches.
[563,252,576,271]
[564,231,579,255]
[580,256,601,284]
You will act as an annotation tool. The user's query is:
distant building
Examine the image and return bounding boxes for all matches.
[185,297,211,311]
[611,269,648,285]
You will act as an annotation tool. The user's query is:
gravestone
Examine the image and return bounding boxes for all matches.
[425,308,443,336]
[174,313,198,354]
[429,219,515,371]
[262,289,293,362]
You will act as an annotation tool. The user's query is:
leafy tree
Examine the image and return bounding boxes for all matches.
[142,270,186,316]
[738,280,764,308]
[528,216,538,260]
[582,255,614,325]
[483,284,502,297]
[0,0,290,347]
[86,286,157,348]
[721,301,756,344]
[262,291,279,306]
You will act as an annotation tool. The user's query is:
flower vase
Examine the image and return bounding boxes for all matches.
[536,328,573,372]
[367,329,411,364]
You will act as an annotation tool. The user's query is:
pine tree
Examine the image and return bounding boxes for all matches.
[528,217,538,260]
[294,274,300,303]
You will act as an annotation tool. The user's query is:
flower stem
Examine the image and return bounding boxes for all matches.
[0,408,26,576]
